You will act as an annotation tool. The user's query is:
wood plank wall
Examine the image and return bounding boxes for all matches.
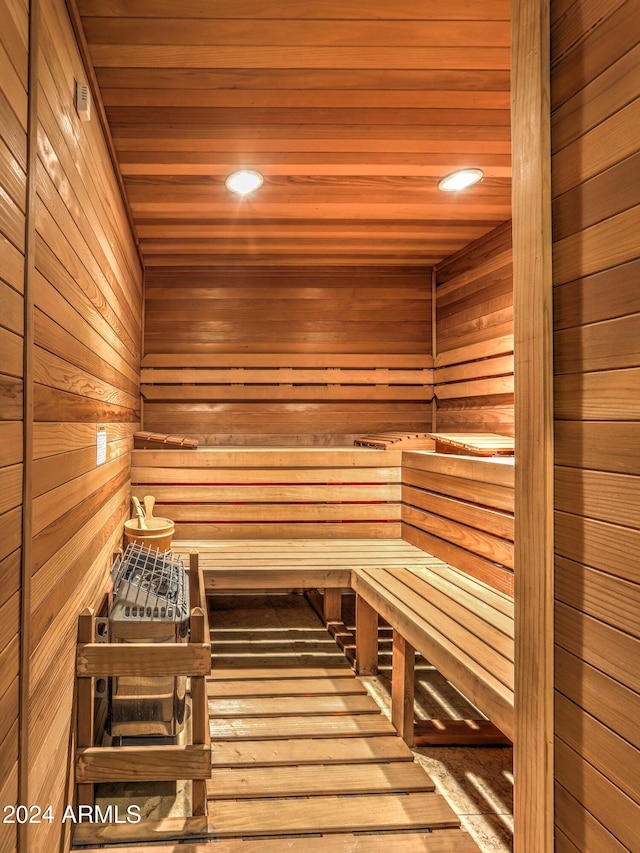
[551,0,640,848]
[434,221,514,436]
[131,447,402,540]
[0,0,28,850]
[401,452,514,596]
[141,266,433,445]
[0,0,143,850]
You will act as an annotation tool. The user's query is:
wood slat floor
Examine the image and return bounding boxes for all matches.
[73,595,482,851]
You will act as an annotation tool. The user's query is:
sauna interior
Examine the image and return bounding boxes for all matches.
[1,0,638,850]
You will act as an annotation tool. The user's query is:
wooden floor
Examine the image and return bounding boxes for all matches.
[73,595,482,851]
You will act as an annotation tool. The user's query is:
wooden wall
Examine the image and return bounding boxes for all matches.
[551,0,640,848]
[401,452,514,596]
[0,0,143,849]
[434,221,514,436]
[142,266,433,445]
[0,1,28,850]
[131,447,402,540]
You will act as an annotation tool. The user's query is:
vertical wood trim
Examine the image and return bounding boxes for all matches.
[189,607,207,817]
[140,266,147,424]
[431,267,437,432]
[19,1,39,848]
[511,1,554,851]
[76,610,96,813]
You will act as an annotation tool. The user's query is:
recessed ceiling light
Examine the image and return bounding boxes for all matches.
[437,168,484,192]
[225,169,263,195]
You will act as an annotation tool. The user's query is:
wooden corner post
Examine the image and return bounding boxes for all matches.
[355,594,379,676]
[391,631,415,746]
[512,0,554,849]
[76,608,96,813]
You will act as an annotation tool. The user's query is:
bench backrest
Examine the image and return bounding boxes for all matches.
[401,451,514,596]
[131,448,402,540]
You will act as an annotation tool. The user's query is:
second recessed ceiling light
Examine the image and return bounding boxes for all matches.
[225,169,264,195]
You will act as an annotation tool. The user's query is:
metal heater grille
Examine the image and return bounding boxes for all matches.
[106,543,190,739]
[111,543,189,623]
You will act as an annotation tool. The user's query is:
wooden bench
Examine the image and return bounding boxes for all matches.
[353,451,515,743]
[353,563,514,743]
[132,446,413,602]
[130,447,514,743]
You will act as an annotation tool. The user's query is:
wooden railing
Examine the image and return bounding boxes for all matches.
[75,552,211,817]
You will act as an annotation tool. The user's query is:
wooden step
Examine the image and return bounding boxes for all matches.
[73,828,480,852]
[208,761,435,798]
[208,665,353,680]
[210,712,397,740]
[209,693,381,717]
[73,793,459,845]
[208,676,368,697]
[209,735,415,767]
[208,791,460,837]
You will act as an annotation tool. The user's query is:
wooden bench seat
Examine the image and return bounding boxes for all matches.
[173,538,435,594]
[352,562,514,742]
[353,450,515,743]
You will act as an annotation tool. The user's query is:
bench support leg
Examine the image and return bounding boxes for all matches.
[323,588,342,623]
[391,631,415,746]
[355,595,378,676]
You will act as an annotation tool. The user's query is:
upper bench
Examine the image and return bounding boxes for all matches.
[130,447,403,540]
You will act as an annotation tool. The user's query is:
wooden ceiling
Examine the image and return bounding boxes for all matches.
[76,0,511,267]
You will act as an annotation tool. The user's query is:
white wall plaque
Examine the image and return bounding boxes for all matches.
[96,426,107,466]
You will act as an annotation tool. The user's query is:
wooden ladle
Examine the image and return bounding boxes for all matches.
[143,495,156,522]
[131,496,147,529]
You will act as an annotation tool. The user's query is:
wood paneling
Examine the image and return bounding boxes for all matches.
[401,452,514,595]
[142,266,432,444]
[0,1,27,847]
[0,0,143,849]
[75,0,511,268]
[434,222,514,435]
[131,448,401,540]
[551,0,640,847]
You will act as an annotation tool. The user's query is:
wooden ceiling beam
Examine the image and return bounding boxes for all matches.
[142,255,444,267]
[104,107,512,128]
[138,240,467,254]
[82,19,509,47]
[119,157,512,179]
[94,68,511,91]
[77,0,510,21]
[128,204,511,220]
[135,224,495,239]
[100,89,511,110]
[88,45,510,70]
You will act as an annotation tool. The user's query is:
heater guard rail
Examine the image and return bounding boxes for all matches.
[75,552,211,817]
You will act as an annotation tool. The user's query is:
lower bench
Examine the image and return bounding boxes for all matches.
[352,559,514,743]
[173,539,515,744]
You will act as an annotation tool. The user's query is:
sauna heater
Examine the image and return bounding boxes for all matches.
[103,543,190,740]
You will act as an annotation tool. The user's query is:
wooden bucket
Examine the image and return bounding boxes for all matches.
[124,516,175,551]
